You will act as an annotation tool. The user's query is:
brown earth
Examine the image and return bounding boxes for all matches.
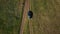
[19,0,29,34]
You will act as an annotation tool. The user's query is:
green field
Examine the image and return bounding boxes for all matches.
[0,0,24,34]
[0,0,60,34]
[31,0,60,34]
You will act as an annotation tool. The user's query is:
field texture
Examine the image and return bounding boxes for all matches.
[0,0,60,34]
[0,0,24,34]
[30,0,60,34]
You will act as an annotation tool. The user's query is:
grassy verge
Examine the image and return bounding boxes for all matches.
[0,0,24,34]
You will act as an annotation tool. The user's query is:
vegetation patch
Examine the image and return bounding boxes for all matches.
[0,0,24,34]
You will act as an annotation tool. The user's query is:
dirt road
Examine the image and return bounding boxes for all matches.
[29,19,34,34]
[19,0,30,34]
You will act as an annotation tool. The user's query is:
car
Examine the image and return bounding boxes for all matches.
[28,10,33,19]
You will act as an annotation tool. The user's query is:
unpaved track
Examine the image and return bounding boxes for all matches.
[29,19,34,34]
[19,0,30,34]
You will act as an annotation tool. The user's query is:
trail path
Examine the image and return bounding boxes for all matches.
[20,0,29,34]
[29,19,34,34]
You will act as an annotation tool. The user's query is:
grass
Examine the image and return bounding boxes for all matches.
[30,0,60,34]
[23,20,30,34]
[1,0,60,34]
[0,0,24,34]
